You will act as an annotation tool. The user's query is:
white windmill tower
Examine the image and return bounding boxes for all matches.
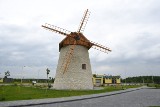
[42,9,111,90]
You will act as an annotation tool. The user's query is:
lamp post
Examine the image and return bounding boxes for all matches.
[143,78,144,86]
[37,69,40,83]
[21,66,26,84]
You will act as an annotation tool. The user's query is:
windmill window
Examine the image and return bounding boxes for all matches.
[82,64,86,70]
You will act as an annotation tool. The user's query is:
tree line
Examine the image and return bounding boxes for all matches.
[121,76,160,84]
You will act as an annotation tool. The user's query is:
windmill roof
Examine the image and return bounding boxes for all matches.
[59,32,93,51]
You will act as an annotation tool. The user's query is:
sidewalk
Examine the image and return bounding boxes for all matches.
[0,86,146,107]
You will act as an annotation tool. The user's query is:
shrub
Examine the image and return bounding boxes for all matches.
[13,82,18,86]
[0,97,5,101]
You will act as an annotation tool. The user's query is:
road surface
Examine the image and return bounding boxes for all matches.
[27,88,160,107]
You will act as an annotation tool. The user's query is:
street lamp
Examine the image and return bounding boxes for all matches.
[37,69,40,83]
[21,66,26,84]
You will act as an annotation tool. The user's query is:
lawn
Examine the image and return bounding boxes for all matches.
[0,85,141,101]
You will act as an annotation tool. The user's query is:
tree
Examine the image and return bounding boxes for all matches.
[51,78,55,83]
[122,76,160,84]
[46,68,50,78]
[46,68,50,88]
[4,71,10,78]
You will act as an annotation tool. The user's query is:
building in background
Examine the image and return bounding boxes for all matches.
[103,75,121,86]
[92,74,103,86]
[92,74,121,86]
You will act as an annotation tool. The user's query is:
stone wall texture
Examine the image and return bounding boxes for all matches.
[53,45,93,90]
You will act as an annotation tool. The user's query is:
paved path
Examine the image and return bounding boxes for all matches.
[0,87,160,107]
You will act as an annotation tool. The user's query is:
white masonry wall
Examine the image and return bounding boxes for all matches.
[53,45,93,90]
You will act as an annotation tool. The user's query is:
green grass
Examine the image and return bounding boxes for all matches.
[0,85,141,101]
[147,84,160,89]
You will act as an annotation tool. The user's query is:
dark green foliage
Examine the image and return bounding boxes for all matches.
[122,76,160,84]
[4,71,10,78]
[46,68,50,75]
[155,84,160,88]
[0,97,5,101]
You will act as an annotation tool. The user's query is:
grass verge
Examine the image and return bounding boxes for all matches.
[147,84,160,89]
[0,85,141,101]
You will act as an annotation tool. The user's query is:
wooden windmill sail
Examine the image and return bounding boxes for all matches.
[42,9,111,90]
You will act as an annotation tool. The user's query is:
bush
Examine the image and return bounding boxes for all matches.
[0,97,5,101]
[48,84,52,88]
[13,82,18,86]
[155,84,160,89]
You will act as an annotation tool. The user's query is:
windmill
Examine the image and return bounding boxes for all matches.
[42,9,111,90]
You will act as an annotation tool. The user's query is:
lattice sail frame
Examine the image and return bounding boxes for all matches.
[77,9,90,33]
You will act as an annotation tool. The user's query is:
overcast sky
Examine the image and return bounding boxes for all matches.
[0,0,160,79]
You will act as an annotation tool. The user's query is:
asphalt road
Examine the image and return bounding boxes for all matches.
[28,88,160,107]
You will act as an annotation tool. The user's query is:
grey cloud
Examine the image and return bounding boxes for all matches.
[0,23,59,67]
[90,31,160,67]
